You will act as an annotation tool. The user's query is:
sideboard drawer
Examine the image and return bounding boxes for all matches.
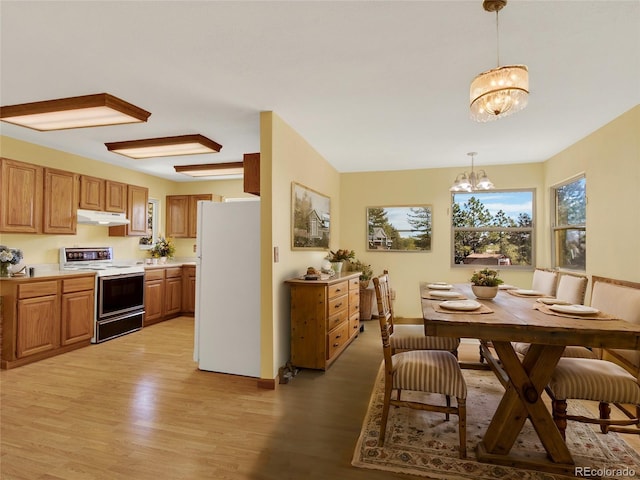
[327,308,348,331]
[327,322,349,359]
[328,293,348,315]
[328,281,348,299]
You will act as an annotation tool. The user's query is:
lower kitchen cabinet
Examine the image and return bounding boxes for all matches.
[182,265,196,314]
[1,273,95,369]
[143,265,192,326]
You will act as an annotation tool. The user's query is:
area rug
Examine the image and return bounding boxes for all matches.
[352,364,640,479]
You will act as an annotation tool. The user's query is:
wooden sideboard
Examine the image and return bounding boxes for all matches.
[285,272,361,370]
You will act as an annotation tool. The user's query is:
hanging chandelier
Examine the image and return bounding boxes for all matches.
[470,0,529,122]
[450,152,494,192]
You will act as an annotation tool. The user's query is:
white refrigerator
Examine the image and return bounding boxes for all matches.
[193,199,261,377]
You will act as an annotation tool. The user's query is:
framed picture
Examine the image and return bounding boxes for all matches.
[291,182,330,249]
[367,205,433,251]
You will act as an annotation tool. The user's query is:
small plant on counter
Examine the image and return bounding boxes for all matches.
[151,237,176,258]
[327,249,355,262]
[470,268,504,287]
[0,245,23,277]
[349,259,373,288]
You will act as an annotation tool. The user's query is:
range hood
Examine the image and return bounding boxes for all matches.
[77,209,130,226]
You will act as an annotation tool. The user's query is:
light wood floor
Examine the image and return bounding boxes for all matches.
[1,317,638,479]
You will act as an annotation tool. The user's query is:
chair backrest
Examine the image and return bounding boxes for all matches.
[555,272,588,304]
[532,268,558,296]
[591,276,640,375]
[373,274,395,373]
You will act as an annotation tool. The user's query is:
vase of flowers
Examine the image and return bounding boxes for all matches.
[151,236,175,263]
[350,259,373,288]
[0,245,23,277]
[470,268,503,299]
[327,249,355,274]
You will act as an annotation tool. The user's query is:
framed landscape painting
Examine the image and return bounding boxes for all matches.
[367,205,433,251]
[291,182,330,250]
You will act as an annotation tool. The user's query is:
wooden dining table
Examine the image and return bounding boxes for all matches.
[421,282,640,475]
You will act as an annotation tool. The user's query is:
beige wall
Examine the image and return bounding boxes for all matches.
[340,163,545,318]
[543,105,640,288]
[0,136,246,264]
[261,112,341,379]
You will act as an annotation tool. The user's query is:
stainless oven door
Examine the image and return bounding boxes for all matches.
[97,272,145,319]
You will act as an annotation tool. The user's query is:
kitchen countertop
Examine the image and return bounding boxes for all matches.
[0,270,97,282]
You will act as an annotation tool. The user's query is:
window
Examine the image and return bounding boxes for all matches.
[552,176,586,270]
[452,190,535,267]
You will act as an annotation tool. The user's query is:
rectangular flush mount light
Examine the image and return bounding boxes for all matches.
[0,93,151,131]
[105,134,222,159]
[174,162,244,177]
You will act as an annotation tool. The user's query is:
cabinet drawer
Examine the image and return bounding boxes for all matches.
[328,293,348,315]
[328,281,348,299]
[144,269,165,281]
[18,281,58,299]
[349,290,360,316]
[327,322,349,359]
[62,276,95,293]
[165,267,182,279]
[349,277,360,290]
[349,312,360,337]
[327,308,348,331]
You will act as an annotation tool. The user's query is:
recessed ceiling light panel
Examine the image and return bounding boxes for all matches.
[106,134,222,159]
[0,93,151,131]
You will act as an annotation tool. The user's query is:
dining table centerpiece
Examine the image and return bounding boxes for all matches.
[470,268,503,299]
[0,245,23,277]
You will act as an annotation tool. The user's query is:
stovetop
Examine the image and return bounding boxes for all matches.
[60,247,144,276]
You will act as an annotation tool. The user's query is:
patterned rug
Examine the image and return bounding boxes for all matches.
[352,364,640,479]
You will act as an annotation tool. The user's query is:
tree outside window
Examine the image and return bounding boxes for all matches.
[552,176,586,270]
[452,190,534,267]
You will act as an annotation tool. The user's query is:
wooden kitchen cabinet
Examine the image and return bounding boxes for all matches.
[182,265,196,315]
[105,180,127,213]
[164,267,183,317]
[166,194,213,238]
[143,266,186,326]
[143,269,165,326]
[1,273,95,369]
[285,272,361,370]
[243,152,260,196]
[79,175,105,210]
[60,276,94,346]
[0,157,43,233]
[43,167,78,234]
[109,184,149,237]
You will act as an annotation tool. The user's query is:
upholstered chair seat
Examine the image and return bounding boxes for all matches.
[391,325,460,353]
[513,342,598,359]
[392,350,467,399]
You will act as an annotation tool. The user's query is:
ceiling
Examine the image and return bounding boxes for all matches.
[1,1,639,182]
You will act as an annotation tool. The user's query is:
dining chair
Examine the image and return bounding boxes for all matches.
[374,275,467,457]
[513,271,594,359]
[546,276,640,438]
[531,268,559,296]
[378,271,459,356]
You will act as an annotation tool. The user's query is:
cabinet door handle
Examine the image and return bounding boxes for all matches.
[333,342,340,347]
[335,334,342,339]
[354,305,359,310]
[334,302,342,309]
[335,288,342,292]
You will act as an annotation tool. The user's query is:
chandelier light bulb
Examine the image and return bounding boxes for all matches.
[450,152,495,192]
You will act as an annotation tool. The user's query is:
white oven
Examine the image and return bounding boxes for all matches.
[60,247,145,343]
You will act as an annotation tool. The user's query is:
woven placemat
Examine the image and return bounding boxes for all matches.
[507,290,549,298]
[434,303,494,315]
[533,303,617,320]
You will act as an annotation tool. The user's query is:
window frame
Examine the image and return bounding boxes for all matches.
[551,174,586,271]
[450,188,536,269]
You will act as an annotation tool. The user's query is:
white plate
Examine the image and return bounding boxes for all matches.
[513,289,545,296]
[549,304,600,315]
[498,284,517,290]
[427,283,453,290]
[439,300,482,311]
[538,297,571,305]
[428,290,462,298]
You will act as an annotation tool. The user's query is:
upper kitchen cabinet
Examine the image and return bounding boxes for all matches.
[105,180,127,213]
[166,194,213,238]
[79,175,105,210]
[243,153,260,196]
[43,168,78,234]
[0,158,43,233]
[109,184,149,237]
[79,176,127,213]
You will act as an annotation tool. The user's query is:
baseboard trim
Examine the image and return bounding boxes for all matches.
[257,377,277,390]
